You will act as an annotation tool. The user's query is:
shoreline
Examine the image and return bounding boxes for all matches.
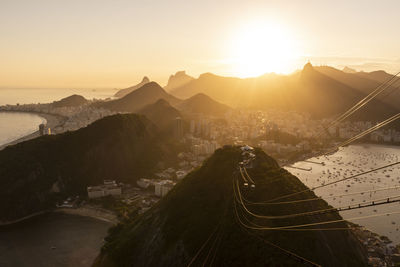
[0,206,118,227]
[283,142,400,168]
[0,111,66,151]
[0,210,52,226]
[282,147,338,168]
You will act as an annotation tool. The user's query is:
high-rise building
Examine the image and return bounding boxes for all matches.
[39,124,45,136]
[190,120,195,133]
[174,117,184,139]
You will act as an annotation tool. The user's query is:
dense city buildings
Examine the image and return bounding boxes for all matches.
[2,102,399,163]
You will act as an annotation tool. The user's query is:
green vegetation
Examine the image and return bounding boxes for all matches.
[0,114,176,221]
[87,195,139,222]
[95,146,367,267]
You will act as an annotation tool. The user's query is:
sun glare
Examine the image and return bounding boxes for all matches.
[229,21,299,77]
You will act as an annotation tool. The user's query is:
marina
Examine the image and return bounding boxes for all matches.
[287,144,400,244]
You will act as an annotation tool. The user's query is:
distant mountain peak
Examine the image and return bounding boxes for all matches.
[123,81,167,97]
[177,92,230,116]
[97,81,182,113]
[171,71,187,77]
[52,94,88,108]
[343,66,357,73]
[300,63,316,79]
[164,71,194,91]
[199,72,217,79]
[303,62,314,71]
[138,81,164,91]
[114,76,151,98]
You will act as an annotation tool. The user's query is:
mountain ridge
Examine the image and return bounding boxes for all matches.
[164,71,194,91]
[97,82,182,113]
[315,65,400,109]
[169,64,399,121]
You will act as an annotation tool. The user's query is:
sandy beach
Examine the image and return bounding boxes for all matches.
[0,111,66,151]
[55,206,118,224]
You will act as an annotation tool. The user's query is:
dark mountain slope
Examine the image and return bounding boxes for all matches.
[94,146,367,267]
[97,82,182,113]
[138,99,182,130]
[176,93,231,117]
[0,114,174,222]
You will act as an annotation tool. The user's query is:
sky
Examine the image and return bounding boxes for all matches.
[1,0,400,89]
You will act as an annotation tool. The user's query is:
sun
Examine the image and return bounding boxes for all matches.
[228,20,299,77]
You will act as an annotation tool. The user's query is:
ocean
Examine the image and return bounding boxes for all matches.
[0,88,116,106]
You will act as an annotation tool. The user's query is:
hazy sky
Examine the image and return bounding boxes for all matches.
[1,0,400,88]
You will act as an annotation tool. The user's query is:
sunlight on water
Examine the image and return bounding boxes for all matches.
[287,145,400,244]
[0,88,116,106]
